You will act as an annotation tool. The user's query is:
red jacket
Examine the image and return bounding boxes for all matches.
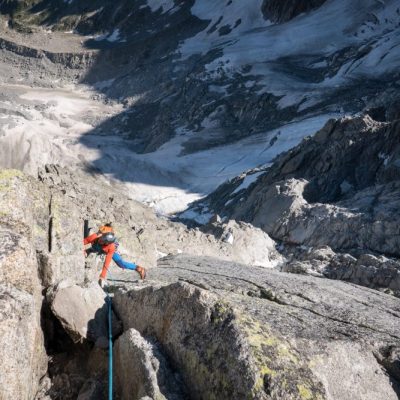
[84,233,116,279]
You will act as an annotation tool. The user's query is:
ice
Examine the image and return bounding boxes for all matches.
[107,29,121,42]
[277,93,305,110]
[133,113,339,213]
[232,172,264,194]
[146,0,176,13]
[179,208,213,225]
[93,29,124,42]
[94,33,109,41]
[209,84,229,94]
[378,152,390,167]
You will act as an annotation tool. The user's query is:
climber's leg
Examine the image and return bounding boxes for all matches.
[112,252,137,270]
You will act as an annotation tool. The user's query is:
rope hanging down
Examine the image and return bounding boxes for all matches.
[106,293,113,400]
[105,269,118,400]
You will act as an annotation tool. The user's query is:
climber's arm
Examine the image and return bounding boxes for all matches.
[84,233,99,245]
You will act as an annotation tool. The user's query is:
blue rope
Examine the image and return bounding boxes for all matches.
[87,235,113,398]
[106,294,113,400]
[104,270,118,400]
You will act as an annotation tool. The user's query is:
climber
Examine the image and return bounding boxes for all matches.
[84,223,146,287]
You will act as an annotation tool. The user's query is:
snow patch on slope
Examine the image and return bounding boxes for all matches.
[179,0,400,107]
[232,172,264,194]
[146,0,177,14]
[94,28,125,42]
[0,84,340,215]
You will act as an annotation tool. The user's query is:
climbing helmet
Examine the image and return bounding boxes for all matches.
[99,232,116,245]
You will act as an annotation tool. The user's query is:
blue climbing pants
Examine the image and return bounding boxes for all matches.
[112,252,138,271]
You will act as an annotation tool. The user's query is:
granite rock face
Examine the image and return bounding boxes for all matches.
[115,328,185,400]
[0,284,47,400]
[0,166,281,398]
[112,254,400,400]
[2,165,400,399]
[0,169,97,399]
[0,170,47,400]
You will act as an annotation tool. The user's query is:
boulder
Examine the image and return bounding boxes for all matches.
[281,245,400,295]
[202,219,283,267]
[48,280,121,343]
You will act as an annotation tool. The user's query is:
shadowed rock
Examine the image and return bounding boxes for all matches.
[262,0,328,23]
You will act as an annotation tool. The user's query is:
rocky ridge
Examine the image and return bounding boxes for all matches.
[38,164,281,270]
[0,165,279,399]
[184,112,400,294]
[0,1,400,399]
[3,165,400,399]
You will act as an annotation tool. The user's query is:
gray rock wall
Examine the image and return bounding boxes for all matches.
[0,169,86,399]
[0,284,47,400]
[0,170,46,399]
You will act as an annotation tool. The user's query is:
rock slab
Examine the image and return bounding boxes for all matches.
[113,254,400,400]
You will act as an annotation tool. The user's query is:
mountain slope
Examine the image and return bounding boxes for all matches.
[0,0,399,214]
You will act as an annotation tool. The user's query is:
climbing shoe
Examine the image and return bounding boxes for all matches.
[136,265,146,280]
